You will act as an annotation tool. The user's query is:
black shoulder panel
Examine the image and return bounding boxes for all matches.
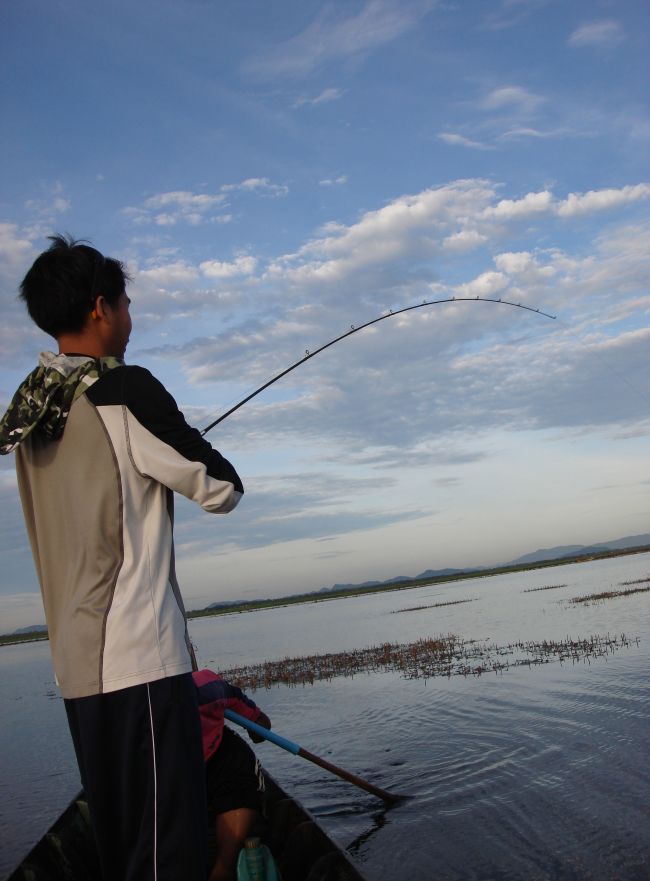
[86,366,243,492]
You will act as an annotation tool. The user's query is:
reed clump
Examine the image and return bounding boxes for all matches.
[222,632,637,691]
[566,585,650,605]
[393,598,477,614]
[523,583,567,593]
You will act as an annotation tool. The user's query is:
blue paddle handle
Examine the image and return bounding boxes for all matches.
[224,709,301,755]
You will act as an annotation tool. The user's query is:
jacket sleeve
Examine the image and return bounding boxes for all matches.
[121,366,243,511]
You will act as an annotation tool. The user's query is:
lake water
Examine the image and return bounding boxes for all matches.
[2,553,649,880]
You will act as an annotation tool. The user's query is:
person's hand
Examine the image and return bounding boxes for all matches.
[249,711,271,743]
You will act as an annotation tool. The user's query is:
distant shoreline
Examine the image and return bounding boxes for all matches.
[186,544,650,621]
[2,543,648,647]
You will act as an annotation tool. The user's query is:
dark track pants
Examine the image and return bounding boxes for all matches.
[65,673,207,881]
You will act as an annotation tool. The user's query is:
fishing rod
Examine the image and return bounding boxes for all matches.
[200,296,556,436]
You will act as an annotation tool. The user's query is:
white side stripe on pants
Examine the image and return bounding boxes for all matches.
[146,684,158,881]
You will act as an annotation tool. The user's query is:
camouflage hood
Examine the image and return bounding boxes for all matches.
[0,352,123,455]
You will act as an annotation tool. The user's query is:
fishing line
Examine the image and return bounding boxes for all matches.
[200,296,556,436]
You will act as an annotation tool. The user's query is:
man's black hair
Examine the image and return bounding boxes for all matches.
[19,234,131,338]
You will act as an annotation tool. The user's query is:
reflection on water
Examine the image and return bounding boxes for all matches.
[1,553,649,880]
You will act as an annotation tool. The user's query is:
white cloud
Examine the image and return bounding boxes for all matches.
[494,251,556,282]
[126,180,288,227]
[152,213,180,227]
[338,188,465,258]
[442,229,488,252]
[438,132,492,150]
[126,190,227,226]
[265,180,650,293]
[127,178,292,229]
[129,261,203,314]
[475,184,650,223]
[595,223,650,258]
[456,271,509,298]
[293,88,345,108]
[137,261,200,287]
[246,0,435,78]
[0,224,37,283]
[482,190,553,219]
[480,86,544,114]
[23,181,71,217]
[568,20,625,49]
[127,253,259,317]
[494,251,535,274]
[144,192,225,211]
[497,127,572,141]
[221,178,289,197]
[268,180,496,283]
[200,256,258,278]
[319,176,348,187]
[482,0,548,31]
[556,184,650,217]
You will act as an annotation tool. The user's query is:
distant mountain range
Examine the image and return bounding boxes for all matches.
[505,533,650,566]
[202,532,650,613]
[12,532,650,633]
[315,567,478,594]
[11,624,48,635]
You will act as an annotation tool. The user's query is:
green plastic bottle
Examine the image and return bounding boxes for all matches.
[236,836,280,881]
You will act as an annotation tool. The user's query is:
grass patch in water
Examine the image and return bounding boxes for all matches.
[222,633,638,690]
[523,583,567,593]
[392,598,477,614]
[567,585,650,605]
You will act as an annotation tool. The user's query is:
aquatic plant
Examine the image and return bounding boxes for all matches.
[523,583,567,593]
[221,633,638,691]
[392,598,477,614]
[567,585,650,605]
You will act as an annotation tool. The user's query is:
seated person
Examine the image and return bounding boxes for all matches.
[193,669,272,881]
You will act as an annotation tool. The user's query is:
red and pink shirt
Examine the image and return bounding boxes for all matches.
[193,669,262,761]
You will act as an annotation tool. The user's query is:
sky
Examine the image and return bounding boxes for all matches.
[0,0,649,631]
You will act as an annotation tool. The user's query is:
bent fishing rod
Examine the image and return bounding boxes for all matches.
[200,296,556,436]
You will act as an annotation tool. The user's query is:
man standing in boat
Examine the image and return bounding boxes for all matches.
[0,235,244,881]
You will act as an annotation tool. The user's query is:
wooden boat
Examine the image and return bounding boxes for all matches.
[7,768,368,881]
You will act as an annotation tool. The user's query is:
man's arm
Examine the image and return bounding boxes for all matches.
[115,366,243,510]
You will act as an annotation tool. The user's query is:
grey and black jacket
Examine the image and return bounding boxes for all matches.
[4,354,243,698]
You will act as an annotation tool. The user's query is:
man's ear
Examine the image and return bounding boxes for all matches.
[93,295,110,322]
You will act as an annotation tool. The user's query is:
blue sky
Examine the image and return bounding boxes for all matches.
[1,0,649,630]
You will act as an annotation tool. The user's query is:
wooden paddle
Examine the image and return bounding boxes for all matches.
[224,709,404,804]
